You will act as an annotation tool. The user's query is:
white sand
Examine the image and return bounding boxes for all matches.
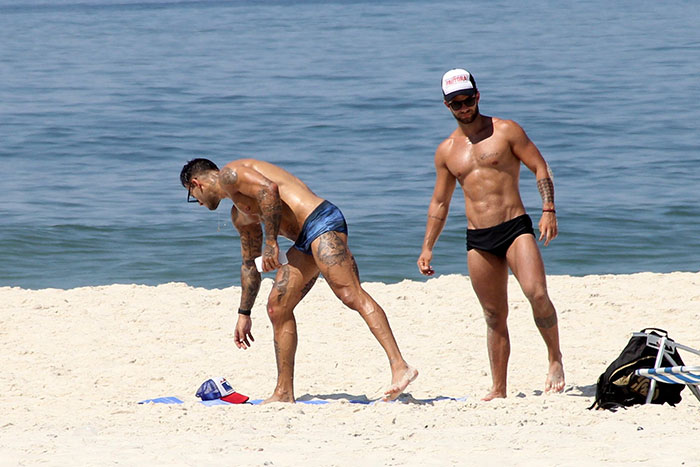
[2,272,699,466]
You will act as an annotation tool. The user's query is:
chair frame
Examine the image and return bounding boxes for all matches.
[633,331,700,404]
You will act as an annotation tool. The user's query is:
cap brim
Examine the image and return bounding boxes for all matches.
[444,89,476,102]
[220,392,250,404]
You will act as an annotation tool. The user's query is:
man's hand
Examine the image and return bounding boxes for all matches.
[261,241,281,272]
[234,315,254,349]
[538,211,558,246]
[417,249,435,276]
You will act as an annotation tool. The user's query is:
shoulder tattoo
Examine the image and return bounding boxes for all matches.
[221,167,238,185]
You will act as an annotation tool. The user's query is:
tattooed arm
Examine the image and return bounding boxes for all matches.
[535,172,557,246]
[255,181,282,271]
[229,167,282,272]
[509,120,558,245]
[537,173,555,211]
[231,205,262,349]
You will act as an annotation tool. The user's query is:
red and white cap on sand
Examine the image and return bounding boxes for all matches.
[195,376,249,404]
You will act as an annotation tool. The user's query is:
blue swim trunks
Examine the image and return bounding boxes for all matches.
[293,200,348,255]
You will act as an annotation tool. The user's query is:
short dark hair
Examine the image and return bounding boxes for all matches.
[180,158,219,187]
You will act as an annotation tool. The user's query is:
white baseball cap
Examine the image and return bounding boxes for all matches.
[441,68,478,101]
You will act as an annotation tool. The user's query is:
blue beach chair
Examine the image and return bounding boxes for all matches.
[633,332,700,404]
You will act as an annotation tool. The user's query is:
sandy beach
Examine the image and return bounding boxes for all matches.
[2,272,699,466]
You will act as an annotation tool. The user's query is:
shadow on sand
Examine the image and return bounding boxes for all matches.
[296,392,468,405]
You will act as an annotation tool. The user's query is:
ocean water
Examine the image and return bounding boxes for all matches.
[1,0,699,289]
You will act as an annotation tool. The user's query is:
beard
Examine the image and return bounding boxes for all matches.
[202,195,221,211]
[452,104,480,124]
[207,199,221,211]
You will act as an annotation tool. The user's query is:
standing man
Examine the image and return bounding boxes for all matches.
[182,158,417,403]
[417,69,564,400]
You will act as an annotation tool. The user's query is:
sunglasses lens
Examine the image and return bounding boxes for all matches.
[449,96,475,110]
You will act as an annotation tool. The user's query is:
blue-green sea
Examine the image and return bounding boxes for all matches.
[2,0,699,289]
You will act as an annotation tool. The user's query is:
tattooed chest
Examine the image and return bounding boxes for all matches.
[232,196,261,218]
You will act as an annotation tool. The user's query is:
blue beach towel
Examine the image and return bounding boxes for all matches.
[140,395,467,406]
[138,396,184,405]
[208,395,468,406]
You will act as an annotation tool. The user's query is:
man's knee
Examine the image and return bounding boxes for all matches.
[266,301,281,321]
[523,286,550,309]
[482,306,508,329]
[334,286,366,311]
[266,301,292,324]
[336,288,359,310]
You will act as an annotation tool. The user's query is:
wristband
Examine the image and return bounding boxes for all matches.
[238,308,251,316]
[542,209,556,213]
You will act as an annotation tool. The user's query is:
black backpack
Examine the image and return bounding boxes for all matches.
[588,328,686,411]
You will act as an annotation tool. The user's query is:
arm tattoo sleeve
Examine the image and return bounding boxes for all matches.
[256,185,282,246]
[239,226,263,259]
[239,261,261,310]
[537,177,555,204]
[238,224,263,311]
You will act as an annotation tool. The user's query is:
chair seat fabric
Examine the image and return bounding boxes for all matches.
[636,366,700,385]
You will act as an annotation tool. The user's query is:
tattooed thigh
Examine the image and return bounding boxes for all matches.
[316,232,350,267]
[299,274,319,301]
[351,256,360,281]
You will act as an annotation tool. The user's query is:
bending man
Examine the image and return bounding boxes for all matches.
[181,158,417,403]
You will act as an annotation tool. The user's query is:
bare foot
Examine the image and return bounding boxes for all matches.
[382,365,419,401]
[545,360,565,393]
[261,392,295,404]
[481,389,507,401]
